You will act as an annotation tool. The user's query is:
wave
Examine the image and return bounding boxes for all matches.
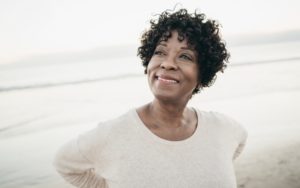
[0,73,142,92]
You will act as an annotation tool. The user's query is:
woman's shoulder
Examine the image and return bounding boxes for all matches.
[77,109,137,157]
[195,108,241,126]
[194,108,248,140]
[97,109,137,130]
[88,109,138,139]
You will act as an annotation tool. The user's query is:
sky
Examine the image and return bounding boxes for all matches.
[0,0,299,64]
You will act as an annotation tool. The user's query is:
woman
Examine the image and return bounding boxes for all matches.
[54,8,247,188]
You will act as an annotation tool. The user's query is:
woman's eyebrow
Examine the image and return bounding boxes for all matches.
[180,46,194,51]
[181,47,197,55]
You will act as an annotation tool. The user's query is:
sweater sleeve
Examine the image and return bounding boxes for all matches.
[53,123,110,188]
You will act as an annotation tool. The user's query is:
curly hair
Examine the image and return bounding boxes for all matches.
[137,8,230,94]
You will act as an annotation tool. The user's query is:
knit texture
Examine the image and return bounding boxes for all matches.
[54,108,247,188]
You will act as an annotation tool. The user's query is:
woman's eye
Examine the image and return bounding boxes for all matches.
[154,50,164,56]
[180,54,193,61]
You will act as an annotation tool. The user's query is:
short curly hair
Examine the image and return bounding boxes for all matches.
[137,8,230,94]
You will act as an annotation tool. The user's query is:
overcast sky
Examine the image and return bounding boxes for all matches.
[0,0,299,64]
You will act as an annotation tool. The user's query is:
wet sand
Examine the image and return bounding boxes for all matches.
[0,60,300,188]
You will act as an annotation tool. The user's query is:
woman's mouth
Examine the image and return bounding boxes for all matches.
[155,75,179,84]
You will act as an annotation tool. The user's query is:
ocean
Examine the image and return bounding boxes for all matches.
[0,40,299,92]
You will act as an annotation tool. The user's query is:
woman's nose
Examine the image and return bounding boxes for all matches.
[160,56,178,70]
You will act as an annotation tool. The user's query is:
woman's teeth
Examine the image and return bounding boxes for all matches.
[157,77,177,83]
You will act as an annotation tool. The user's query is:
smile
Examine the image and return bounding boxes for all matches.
[156,76,179,84]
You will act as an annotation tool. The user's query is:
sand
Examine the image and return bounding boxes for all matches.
[0,59,300,188]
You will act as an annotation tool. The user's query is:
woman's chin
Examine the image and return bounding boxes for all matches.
[152,92,189,104]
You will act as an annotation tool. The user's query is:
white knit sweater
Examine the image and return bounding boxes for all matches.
[54,109,247,188]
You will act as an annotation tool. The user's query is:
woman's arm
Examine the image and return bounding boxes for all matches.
[54,124,110,188]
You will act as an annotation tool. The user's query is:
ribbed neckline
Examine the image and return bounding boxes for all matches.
[131,108,205,145]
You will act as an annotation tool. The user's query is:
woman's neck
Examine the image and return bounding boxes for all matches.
[146,99,190,129]
[136,99,198,141]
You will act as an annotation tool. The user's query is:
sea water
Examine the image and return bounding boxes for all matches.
[0,40,299,92]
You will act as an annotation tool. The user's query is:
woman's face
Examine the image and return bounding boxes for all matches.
[147,31,199,103]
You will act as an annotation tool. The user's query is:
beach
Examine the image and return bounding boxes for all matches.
[1,48,300,187]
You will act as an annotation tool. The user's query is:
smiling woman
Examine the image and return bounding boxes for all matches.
[54,8,247,188]
[137,9,230,93]
[146,31,199,104]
